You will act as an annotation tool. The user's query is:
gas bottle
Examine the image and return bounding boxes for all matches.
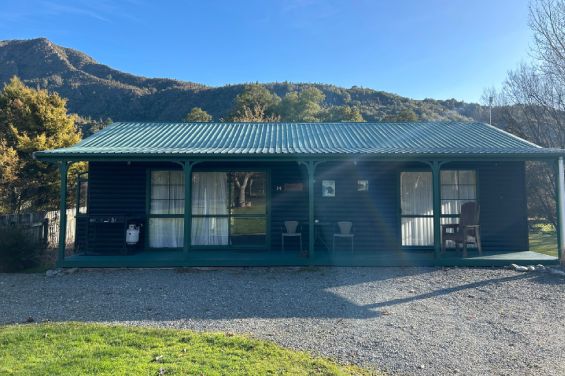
[126,224,140,245]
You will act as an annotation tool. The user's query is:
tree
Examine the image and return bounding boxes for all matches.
[384,108,418,122]
[322,105,365,122]
[230,104,281,122]
[485,0,565,226]
[0,139,18,212]
[230,84,280,122]
[230,172,255,207]
[77,116,112,137]
[0,77,82,213]
[184,107,212,122]
[529,0,565,87]
[277,87,325,122]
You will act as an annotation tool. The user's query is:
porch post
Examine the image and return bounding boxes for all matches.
[183,161,193,254]
[431,161,441,258]
[557,157,565,263]
[307,161,316,260]
[57,161,68,267]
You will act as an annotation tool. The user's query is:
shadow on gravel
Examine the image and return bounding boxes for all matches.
[363,273,530,310]
[524,270,565,286]
[0,267,548,324]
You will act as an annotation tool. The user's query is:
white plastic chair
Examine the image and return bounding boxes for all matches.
[281,221,302,252]
[332,221,354,252]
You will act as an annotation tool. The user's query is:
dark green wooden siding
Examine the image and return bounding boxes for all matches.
[89,162,147,216]
[476,162,529,251]
[314,162,400,252]
[78,161,148,253]
[270,163,309,251]
[76,160,529,257]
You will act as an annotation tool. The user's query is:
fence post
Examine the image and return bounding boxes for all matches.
[42,218,49,249]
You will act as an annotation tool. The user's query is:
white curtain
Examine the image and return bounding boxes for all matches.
[150,171,185,214]
[149,171,184,248]
[149,218,184,248]
[191,172,229,245]
[441,170,477,215]
[401,172,434,246]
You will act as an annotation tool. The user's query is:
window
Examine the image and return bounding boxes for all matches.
[192,171,267,247]
[400,171,433,246]
[400,170,478,247]
[150,171,184,214]
[149,170,184,248]
[441,170,477,223]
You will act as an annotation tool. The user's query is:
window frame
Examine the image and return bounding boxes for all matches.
[146,168,185,250]
[190,168,270,249]
[440,169,479,222]
[398,168,480,249]
[399,169,435,248]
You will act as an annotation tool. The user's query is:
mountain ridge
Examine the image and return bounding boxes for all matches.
[0,38,484,123]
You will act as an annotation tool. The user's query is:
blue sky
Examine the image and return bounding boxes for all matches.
[1,0,532,102]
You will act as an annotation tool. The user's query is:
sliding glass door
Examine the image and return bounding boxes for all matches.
[192,171,267,247]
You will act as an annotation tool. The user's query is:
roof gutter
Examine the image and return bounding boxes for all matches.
[33,151,565,163]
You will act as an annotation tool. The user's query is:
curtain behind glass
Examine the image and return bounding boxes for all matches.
[441,170,477,215]
[401,172,433,246]
[151,171,184,214]
[149,170,184,248]
[149,218,184,248]
[192,172,229,245]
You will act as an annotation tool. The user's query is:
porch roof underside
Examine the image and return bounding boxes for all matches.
[34,121,565,161]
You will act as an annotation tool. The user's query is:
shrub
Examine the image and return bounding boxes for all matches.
[0,226,41,272]
[530,221,556,234]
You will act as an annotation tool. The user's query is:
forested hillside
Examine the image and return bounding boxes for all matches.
[0,38,485,124]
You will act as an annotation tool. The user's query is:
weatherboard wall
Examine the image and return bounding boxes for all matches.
[76,160,529,258]
[474,161,529,251]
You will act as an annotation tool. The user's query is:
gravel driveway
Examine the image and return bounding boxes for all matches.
[1,267,564,375]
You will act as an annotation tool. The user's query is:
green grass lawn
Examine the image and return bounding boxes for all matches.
[529,231,558,257]
[0,323,373,376]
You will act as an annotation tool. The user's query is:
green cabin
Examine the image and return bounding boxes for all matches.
[34,121,565,268]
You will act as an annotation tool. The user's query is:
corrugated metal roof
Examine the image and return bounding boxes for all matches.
[34,121,565,160]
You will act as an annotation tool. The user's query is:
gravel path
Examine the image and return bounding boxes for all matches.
[1,267,564,375]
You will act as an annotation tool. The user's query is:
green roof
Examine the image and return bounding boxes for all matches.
[35,121,564,160]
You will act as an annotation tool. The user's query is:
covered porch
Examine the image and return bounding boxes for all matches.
[54,157,562,268]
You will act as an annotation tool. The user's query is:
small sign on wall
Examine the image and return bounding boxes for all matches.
[357,180,369,192]
[284,183,304,192]
[322,180,335,197]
